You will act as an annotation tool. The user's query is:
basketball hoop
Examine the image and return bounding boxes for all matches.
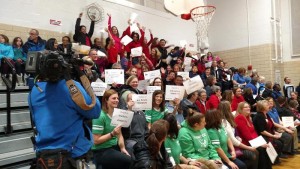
[190,6,216,53]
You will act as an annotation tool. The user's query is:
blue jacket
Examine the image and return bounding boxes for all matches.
[29,79,101,158]
[245,82,258,95]
[23,36,46,54]
[0,43,14,59]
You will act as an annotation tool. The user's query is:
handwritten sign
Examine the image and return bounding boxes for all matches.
[282,116,295,128]
[91,82,107,96]
[137,79,150,92]
[183,57,192,66]
[111,108,134,127]
[205,61,212,68]
[131,46,143,57]
[249,136,267,148]
[144,69,161,80]
[132,94,152,111]
[177,72,189,81]
[266,142,278,164]
[183,75,204,95]
[105,69,124,84]
[165,85,185,101]
[147,86,161,95]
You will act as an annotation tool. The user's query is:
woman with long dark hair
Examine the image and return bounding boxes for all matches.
[146,119,173,169]
[206,109,247,169]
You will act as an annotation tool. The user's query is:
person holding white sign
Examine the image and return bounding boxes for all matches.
[266,97,297,151]
[253,100,286,159]
[218,101,258,169]
[118,75,142,109]
[235,102,272,168]
[128,53,154,80]
[145,90,168,129]
[92,89,132,169]
[119,93,150,168]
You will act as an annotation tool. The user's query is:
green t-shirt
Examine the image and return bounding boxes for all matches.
[145,107,168,124]
[92,110,117,150]
[178,121,220,160]
[165,137,182,164]
[207,126,231,158]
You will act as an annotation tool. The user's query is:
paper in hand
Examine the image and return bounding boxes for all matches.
[121,35,133,46]
[130,13,138,24]
[131,46,143,57]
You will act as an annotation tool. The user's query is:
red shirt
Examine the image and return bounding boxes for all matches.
[107,45,118,64]
[235,114,258,146]
[231,95,245,111]
[85,36,91,47]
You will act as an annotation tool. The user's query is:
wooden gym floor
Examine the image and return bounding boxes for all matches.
[273,143,300,169]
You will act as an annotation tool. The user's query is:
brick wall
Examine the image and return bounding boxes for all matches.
[213,44,300,87]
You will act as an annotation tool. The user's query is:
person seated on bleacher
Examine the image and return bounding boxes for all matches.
[45,38,59,51]
[253,100,285,159]
[23,29,46,55]
[57,36,72,54]
[92,89,132,169]
[266,97,296,154]
[235,102,272,168]
[232,67,246,87]
[73,12,94,46]
[178,112,222,169]
[201,67,212,87]
[12,37,26,86]
[145,90,169,128]
[231,87,245,112]
[147,119,173,169]
[272,83,283,100]
[204,75,217,98]
[180,91,201,119]
[164,113,208,169]
[245,76,258,95]
[206,85,222,110]
[243,88,257,112]
[118,75,142,109]
[206,109,247,169]
[0,34,14,79]
[262,81,275,99]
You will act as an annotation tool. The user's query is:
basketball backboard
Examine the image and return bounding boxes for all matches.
[164,0,205,16]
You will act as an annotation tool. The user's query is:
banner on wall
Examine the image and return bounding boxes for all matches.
[50,19,61,26]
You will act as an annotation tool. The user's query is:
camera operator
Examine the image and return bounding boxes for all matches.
[28,52,101,168]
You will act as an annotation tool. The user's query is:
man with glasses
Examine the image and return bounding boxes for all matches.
[23,29,46,54]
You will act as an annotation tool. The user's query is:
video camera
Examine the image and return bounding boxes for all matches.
[25,51,98,111]
[25,51,97,82]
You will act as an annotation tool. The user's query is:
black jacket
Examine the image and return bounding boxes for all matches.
[149,144,173,169]
[73,18,94,46]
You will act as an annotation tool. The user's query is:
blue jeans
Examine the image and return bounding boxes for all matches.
[223,158,247,169]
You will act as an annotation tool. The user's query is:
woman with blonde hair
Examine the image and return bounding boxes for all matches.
[218,101,258,169]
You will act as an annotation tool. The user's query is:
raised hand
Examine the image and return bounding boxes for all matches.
[79,12,83,18]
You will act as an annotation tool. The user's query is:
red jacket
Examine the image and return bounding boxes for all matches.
[235,114,258,146]
[231,95,245,111]
[206,94,220,110]
[195,100,207,114]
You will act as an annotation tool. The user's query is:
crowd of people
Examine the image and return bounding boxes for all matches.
[1,12,300,169]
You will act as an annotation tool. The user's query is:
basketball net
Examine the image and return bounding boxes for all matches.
[190,6,216,53]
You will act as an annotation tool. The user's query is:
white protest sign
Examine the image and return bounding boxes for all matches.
[249,136,267,148]
[183,57,192,66]
[165,85,185,101]
[147,86,161,95]
[177,72,190,81]
[132,94,152,111]
[97,50,106,57]
[144,69,161,80]
[183,75,204,95]
[105,69,124,84]
[130,23,139,33]
[91,82,107,96]
[137,79,150,91]
[130,12,138,24]
[180,40,187,48]
[184,65,192,72]
[191,55,198,60]
[205,61,212,68]
[266,142,278,164]
[121,35,133,46]
[111,108,134,127]
[282,116,295,128]
[131,46,143,57]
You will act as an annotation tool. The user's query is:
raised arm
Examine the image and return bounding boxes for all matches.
[107,13,112,31]
[75,13,82,34]
[147,29,154,46]
[88,19,95,38]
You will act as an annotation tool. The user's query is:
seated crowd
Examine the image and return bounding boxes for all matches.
[1,12,300,169]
